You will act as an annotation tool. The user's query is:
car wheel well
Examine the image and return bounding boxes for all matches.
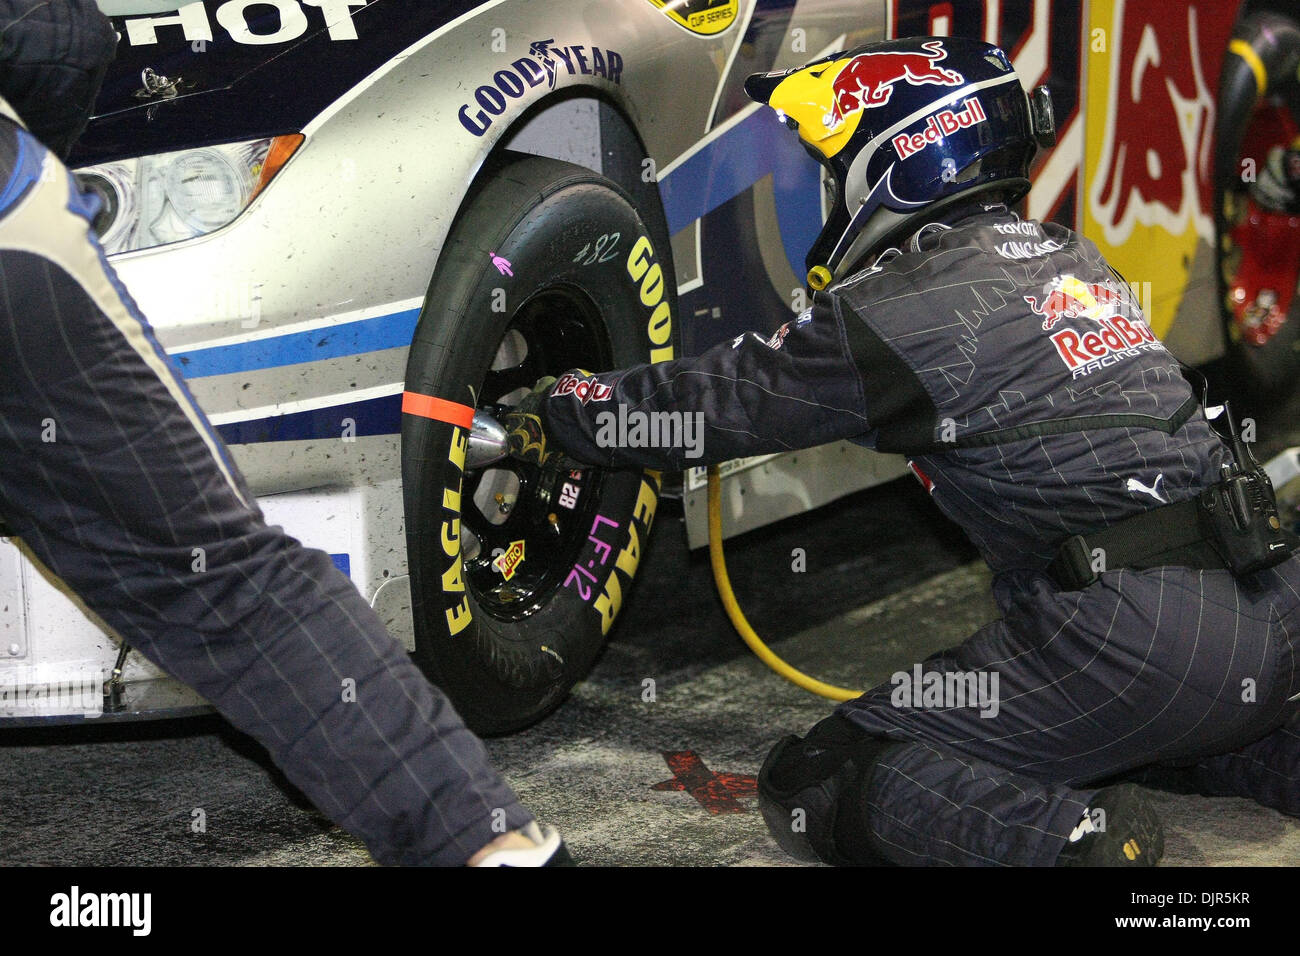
[452,89,674,286]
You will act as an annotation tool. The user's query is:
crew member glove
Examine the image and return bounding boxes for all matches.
[504,376,572,468]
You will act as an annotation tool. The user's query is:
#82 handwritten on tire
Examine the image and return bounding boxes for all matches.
[401,151,675,735]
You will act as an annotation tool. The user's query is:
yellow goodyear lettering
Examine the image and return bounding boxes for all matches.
[633,473,658,528]
[614,522,641,579]
[647,301,672,345]
[626,235,653,281]
[447,426,468,471]
[587,247,672,634]
[639,264,664,307]
[626,235,675,363]
[592,569,622,636]
[591,475,660,634]
[441,427,472,635]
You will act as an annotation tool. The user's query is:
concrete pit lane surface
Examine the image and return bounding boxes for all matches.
[4,375,1300,866]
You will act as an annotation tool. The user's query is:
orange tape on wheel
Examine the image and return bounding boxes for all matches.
[402,391,475,429]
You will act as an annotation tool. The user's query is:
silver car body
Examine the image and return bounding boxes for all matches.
[2,0,1089,720]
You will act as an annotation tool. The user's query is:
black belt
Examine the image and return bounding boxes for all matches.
[1047,497,1229,590]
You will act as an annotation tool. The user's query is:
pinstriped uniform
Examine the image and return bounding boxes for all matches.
[546,207,1300,865]
[831,216,1300,864]
[842,561,1300,865]
[0,106,529,865]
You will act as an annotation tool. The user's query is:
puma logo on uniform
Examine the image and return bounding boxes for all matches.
[1125,474,1167,504]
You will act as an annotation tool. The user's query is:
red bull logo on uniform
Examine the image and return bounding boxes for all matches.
[553,372,613,404]
[825,39,964,128]
[892,97,987,159]
[1049,315,1161,378]
[1025,276,1128,331]
[1032,276,1163,378]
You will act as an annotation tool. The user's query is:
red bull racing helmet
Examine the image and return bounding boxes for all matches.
[745,36,1056,289]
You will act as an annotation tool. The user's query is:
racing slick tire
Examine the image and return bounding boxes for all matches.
[402,150,677,735]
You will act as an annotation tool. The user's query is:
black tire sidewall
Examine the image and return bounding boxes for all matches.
[402,154,675,735]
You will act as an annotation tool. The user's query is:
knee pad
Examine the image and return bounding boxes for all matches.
[757,714,898,866]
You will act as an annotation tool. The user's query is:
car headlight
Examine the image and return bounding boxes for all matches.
[74,134,304,256]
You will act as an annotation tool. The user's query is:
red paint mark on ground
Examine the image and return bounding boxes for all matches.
[651,750,757,815]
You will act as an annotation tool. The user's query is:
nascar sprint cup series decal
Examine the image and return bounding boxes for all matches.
[645,0,737,37]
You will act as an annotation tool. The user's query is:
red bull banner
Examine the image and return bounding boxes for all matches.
[1084,0,1239,351]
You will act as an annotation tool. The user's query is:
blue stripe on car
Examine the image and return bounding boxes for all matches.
[169,114,819,387]
[657,105,822,274]
[172,307,421,378]
[184,109,823,444]
[64,164,250,485]
[214,391,400,445]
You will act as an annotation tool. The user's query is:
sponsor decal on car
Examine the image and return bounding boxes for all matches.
[826,40,964,129]
[118,0,365,46]
[1084,1,1241,340]
[492,539,526,580]
[892,97,986,160]
[459,39,624,136]
[645,0,738,37]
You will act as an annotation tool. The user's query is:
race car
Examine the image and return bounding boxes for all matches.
[1,0,1295,732]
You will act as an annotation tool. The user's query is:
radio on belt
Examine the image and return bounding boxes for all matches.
[1199,400,1297,577]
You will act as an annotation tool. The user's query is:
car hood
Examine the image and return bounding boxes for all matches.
[73,0,485,164]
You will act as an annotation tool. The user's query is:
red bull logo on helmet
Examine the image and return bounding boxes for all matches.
[825,39,964,129]
[892,97,987,160]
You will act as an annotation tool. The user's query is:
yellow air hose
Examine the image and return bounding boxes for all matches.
[706,465,863,701]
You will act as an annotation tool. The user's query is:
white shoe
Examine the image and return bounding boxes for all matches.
[472,822,572,867]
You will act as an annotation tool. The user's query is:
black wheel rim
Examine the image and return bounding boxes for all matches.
[461,284,612,622]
